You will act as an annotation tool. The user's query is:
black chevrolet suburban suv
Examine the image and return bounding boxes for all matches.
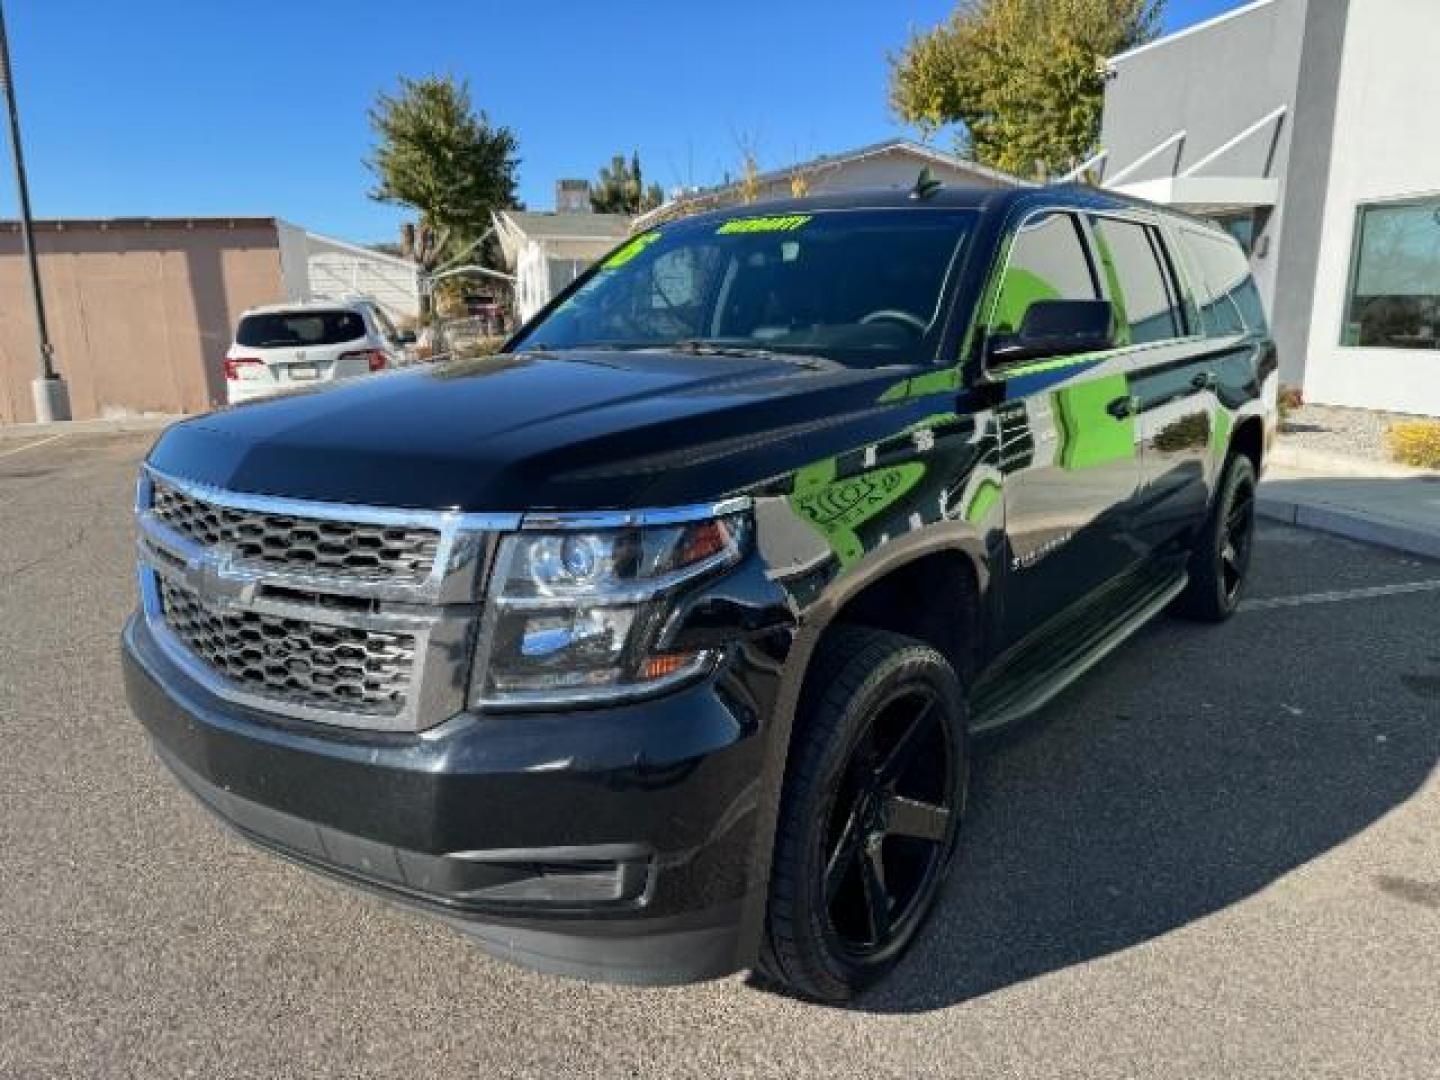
[123,184,1276,1002]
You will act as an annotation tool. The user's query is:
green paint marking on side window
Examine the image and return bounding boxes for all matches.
[963,478,1002,525]
[715,214,812,235]
[1051,373,1136,470]
[1090,226,1132,346]
[990,267,1061,336]
[602,231,660,269]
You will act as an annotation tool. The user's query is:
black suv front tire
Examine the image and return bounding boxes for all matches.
[760,626,969,1002]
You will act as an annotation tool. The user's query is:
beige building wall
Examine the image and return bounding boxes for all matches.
[0,219,285,423]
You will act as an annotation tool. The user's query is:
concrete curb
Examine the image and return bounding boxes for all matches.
[1270,440,1437,479]
[0,415,182,441]
[1258,495,1440,561]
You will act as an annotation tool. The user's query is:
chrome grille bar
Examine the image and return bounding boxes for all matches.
[134,466,520,733]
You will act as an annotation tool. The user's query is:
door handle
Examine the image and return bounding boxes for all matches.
[1192,371,1217,391]
[1106,395,1140,419]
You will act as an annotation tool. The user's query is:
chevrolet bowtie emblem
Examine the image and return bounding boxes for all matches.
[183,551,256,604]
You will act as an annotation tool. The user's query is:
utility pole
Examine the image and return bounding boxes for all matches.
[0,0,69,422]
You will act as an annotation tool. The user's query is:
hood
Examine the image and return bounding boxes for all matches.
[148,350,944,511]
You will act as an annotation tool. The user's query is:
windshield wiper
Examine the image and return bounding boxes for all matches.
[666,340,768,357]
[520,340,828,367]
[662,340,828,365]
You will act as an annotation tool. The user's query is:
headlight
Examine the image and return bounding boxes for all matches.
[470,507,751,708]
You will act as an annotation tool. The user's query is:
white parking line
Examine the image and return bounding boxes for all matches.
[1240,579,1440,611]
[0,433,66,459]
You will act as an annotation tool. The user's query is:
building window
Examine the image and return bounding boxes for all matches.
[1211,212,1256,255]
[1343,198,1440,350]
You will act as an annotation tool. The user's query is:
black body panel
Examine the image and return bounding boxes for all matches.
[123,183,1277,987]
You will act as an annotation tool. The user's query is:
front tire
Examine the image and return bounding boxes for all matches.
[1175,453,1258,621]
[760,627,968,1002]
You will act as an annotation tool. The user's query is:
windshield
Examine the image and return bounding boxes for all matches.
[512,209,976,367]
[236,310,366,349]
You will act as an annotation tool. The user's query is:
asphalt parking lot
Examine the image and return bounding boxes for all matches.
[1,431,1437,1079]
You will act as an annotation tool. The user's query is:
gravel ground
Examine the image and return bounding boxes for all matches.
[1280,403,1423,464]
[3,432,1439,1079]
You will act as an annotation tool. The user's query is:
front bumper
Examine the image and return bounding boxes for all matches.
[122,614,769,985]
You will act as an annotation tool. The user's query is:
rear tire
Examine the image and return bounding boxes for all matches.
[759,626,968,1002]
[1175,453,1257,622]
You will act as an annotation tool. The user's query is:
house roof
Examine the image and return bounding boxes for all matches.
[631,139,1026,230]
[494,211,632,242]
[730,138,1024,195]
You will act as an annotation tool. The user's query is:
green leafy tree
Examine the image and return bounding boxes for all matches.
[367,74,520,324]
[590,151,665,215]
[890,0,1163,178]
[367,74,519,242]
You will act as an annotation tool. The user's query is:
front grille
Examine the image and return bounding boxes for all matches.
[151,479,441,583]
[158,577,416,716]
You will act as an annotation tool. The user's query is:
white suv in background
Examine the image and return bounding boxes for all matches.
[223,298,415,405]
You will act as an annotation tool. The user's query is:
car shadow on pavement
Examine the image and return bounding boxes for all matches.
[775,606,1439,1014]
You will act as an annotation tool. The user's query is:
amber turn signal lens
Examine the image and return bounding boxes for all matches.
[677,519,730,567]
[641,652,698,681]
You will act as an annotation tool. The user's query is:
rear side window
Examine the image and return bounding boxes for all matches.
[1090,217,1184,345]
[236,310,366,348]
[1180,229,1267,336]
[990,211,1099,336]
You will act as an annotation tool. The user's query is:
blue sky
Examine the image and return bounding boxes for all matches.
[3,0,1243,244]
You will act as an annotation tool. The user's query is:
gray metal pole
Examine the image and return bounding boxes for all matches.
[0,0,69,422]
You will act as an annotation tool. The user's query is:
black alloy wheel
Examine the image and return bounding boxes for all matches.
[760,626,968,1002]
[1219,466,1256,605]
[822,685,954,958]
[1176,452,1258,622]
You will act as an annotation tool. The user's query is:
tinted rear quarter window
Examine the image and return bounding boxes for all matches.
[1091,216,1183,345]
[1180,229,1266,336]
[236,310,367,348]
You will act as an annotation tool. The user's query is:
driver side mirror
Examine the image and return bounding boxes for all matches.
[395,329,418,346]
[987,299,1115,366]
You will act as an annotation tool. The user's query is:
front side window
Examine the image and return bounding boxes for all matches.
[1343,199,1440,349]
[1180,228,1265,336]
[989,211,1099,337]
[512,209,976,367]
[1091,217,1183,345]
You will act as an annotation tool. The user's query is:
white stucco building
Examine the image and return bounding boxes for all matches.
[1091,0,1440,416]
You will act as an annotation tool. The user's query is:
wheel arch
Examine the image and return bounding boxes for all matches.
[736,524,993,963]
[1229,413,1265,475]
